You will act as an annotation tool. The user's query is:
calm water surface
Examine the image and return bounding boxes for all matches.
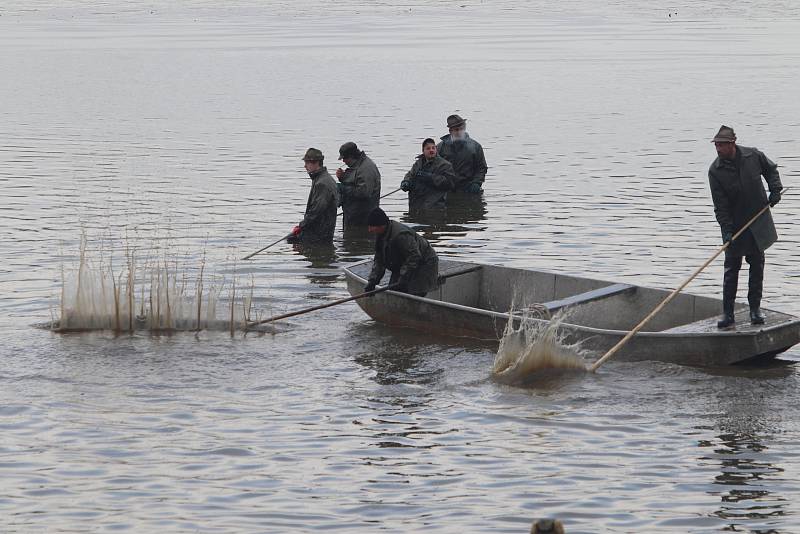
[2,1,800,532]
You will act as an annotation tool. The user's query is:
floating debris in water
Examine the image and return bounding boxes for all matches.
[492,308,587,385]
[47,232,274,334]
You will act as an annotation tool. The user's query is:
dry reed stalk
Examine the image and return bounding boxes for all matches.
[229,279,236,337]
[196,252,205,331]
[164,259,172,330]
[59,258,66,331]
[126,246,135,332]
[155,269,161,329]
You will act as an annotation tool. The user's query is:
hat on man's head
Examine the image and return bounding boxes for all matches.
[712,125,737,143]
[446,114,467,129]
[367,207,389,227]
[302,148,324,162]
[338,141,360,160]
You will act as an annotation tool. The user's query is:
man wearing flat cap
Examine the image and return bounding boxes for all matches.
[288,148,339,244]
[363,207,439,297]
[436,114,488,194]
[708,125,783,328]
[335,141,382,226]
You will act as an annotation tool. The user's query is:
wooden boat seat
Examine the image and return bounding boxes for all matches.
[542,283,636,312]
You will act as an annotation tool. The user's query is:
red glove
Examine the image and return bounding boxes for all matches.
[291,225,302,236]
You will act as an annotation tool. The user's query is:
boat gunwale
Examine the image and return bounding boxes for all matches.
[342,259,800,338]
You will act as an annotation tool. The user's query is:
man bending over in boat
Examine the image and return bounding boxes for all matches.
[363,207,439,297]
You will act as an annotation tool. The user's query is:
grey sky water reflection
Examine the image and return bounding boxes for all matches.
[2,1,800,532]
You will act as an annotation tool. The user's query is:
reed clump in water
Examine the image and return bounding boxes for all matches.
[492,308,587,385]
[53,233,263,334]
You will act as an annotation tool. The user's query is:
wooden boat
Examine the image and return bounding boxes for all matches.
[343,259,800,366]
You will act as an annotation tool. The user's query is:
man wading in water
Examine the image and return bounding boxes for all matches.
[288,148,339,244]
[335,141,382,227]
[401,137,455,210]
[363,208,439,297]
[436,114,488,194]
[708,125,782,328]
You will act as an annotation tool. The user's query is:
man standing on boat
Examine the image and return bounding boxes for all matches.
[401,138,456,210]
[336,141,381,226]
[708,125,782,328]
[436,114,487,194]
[363,208,439,297]
[288,148,339,244]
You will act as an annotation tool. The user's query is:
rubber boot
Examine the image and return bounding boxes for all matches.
[746,252,765,325]
[717,311,735,329]
[750,308,765,325]
[717,258,739,329]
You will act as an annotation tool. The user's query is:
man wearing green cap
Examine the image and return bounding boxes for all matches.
[363,207,439,296]
[288,148,339,244]
[436,114,488,194]
[708,125,782,328]
[335,141,382,226]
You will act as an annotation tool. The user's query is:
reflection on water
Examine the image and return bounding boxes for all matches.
[337,225,376,259]
[401,193,488,248]
[291,241,339,287]
[698,376,792,531]
[350,325,449,387]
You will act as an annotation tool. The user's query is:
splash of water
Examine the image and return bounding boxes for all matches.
[51,233,269,333]
[492,309,587,385]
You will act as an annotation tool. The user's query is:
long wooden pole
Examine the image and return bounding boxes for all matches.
[240,233,293,261]
[589,190,786,372]
[241,187,402,261]
[246,264,481,329]
[246,283,400,328]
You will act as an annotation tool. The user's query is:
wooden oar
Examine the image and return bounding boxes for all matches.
[246,263,482,329]
[241,187,402,261]
[246,283,401,328]
[241,233,294,261]
[589,190,787,372]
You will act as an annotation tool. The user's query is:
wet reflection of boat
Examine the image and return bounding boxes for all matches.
[343,259,800,367]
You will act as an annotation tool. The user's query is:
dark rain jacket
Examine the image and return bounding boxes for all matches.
[299,167,339,243]
[339,152,381,226]
[367,220,439,296]
[403,154,455,209]
[708,145,782,255]
[436,133,488,191]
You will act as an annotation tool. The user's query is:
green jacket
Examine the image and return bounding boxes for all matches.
[708,145,782,254]
[403,154,455,209]
[368,220,438,296]
[339,152,381,226]
[299,167,339,243]
[436,133,487,191]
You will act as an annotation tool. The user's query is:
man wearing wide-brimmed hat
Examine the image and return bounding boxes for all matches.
[335,141,382,226]
[288,148,339,244]
[436,114,488,194]
[708,125,782,328]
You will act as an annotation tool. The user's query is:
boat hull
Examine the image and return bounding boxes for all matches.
[344,259,800,367]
